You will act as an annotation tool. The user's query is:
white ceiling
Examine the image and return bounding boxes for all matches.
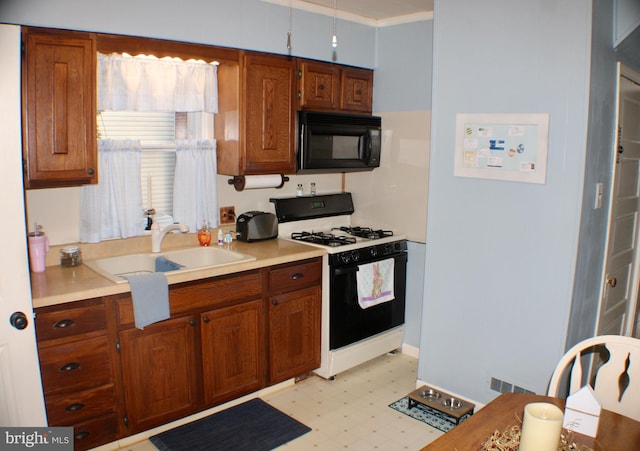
[262,0,434,26]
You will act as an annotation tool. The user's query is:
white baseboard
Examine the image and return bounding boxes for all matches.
[401,342,420,358]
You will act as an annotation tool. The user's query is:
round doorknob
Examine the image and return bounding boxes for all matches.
[607,278,617,288]
[9,312,28,330]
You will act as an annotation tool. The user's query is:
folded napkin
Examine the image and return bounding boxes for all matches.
[155,256,184,273]
[356,258,395,309]
[123,272,170,329]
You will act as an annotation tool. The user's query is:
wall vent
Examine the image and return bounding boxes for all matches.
[490,377,535,395]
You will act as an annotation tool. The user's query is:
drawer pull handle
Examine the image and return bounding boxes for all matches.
[203,316,210,323]
[60,362,80,372]
[291,273,304,280]
[53,319,75,329]
[272,299,279,306]
[65,403,85,412]
[75,431,90,440]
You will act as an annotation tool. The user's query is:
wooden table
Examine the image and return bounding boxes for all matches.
[421,392,640,450]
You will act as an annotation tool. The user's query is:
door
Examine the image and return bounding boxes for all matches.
[119,316,198,432]
[599,64,640,338]
[0,24,47,426]
[268,286,321,384]
[201,300,264,405]
[329,253,407,349]
[243,52,296,174]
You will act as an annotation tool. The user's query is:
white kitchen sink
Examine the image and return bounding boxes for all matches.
[85,247,256,284]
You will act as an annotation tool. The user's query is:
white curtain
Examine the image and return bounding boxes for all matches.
[172,140,218,232]
[80,140,143,243]
[98,53,218,113]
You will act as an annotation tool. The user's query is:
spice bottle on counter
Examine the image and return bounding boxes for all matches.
[296,183,304,196]
[197,220,212,246]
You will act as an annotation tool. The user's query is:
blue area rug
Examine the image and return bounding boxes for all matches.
[150,398,310,451]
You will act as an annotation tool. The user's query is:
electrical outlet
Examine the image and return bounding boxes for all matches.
[219,206,236,224]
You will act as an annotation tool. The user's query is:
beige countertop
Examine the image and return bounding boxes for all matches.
[31,234,325,309]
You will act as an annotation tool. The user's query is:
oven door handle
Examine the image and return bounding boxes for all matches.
[333,266,359,276]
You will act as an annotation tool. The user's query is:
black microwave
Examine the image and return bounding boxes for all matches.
[297,111,382,173]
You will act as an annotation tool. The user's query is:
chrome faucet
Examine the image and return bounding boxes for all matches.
[151,221,189,253]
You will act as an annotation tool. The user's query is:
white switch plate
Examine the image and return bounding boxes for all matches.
[595,182,604,209]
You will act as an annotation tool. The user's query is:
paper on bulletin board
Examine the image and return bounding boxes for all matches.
[454,113,549,184]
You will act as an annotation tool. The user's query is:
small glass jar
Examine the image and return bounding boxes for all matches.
[60,246,82,267]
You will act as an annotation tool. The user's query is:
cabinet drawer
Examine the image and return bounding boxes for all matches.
[36,299,106,342]
[117,271,263,327]
[45,384,115,425]
[71,413,119,451]
[39,336,112,395]
[269,258,322,294]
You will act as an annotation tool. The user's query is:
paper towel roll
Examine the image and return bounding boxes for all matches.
[228,174,289,191]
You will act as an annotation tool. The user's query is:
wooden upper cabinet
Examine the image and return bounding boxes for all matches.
[22,28,97,188]
[241,52,295,175]
[340,66,373,113]
[297,60,340,110]
[297,59,373,113]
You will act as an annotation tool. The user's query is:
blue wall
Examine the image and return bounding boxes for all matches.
[374,20,433,112]
[421,0,594,404]
[0,0,376,68]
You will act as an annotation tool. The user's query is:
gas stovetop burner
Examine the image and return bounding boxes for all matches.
[291,231,357,247]
[333,226,394,240]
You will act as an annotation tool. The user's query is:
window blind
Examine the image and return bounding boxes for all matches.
[97,111,177,217]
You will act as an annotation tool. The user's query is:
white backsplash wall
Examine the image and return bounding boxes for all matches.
[25,173,343,246]
[217,173,344,219]
[346,110,430,243]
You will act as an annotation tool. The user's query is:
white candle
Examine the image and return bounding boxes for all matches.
[147,175,153,209]
[519,402,564,451]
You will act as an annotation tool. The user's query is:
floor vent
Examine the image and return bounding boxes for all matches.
[490,377,536,395]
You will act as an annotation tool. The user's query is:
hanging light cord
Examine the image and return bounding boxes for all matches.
[287,1,292,50]
[332,0,338,48]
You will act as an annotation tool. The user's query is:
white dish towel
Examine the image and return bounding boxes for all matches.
[356,258,395,309]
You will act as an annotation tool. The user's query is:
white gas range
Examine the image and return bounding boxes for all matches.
[271,193,407,379]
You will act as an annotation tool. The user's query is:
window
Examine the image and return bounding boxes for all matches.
[84,52,219,242]
[97,111,214,222]
[97,111,178,218]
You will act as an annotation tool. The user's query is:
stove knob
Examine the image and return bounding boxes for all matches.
[341,253,351,264]
[370,247,378,258]
[351,250,360,262]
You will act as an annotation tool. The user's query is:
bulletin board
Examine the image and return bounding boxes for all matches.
[454,113,549,184]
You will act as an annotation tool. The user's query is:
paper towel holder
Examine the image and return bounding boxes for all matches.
[228,174,290,191]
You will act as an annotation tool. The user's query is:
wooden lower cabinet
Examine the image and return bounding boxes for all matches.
[118,315,198,433]
[35,298,120,451]
[268,286,321,384]
[36,260,321,446]
[201,299,265,405]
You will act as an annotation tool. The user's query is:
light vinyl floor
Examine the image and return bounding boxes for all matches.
[120,352,442,451]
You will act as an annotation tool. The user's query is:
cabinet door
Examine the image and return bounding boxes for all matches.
[268,286,321,384]
[119,316,198,432]
[22,28,97,188]
[297,60,339,110]
[340,66,373,113]
[243,52,295,174]
[201,299,265,405]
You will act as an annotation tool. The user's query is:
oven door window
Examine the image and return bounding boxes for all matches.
[329,253,407,350]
